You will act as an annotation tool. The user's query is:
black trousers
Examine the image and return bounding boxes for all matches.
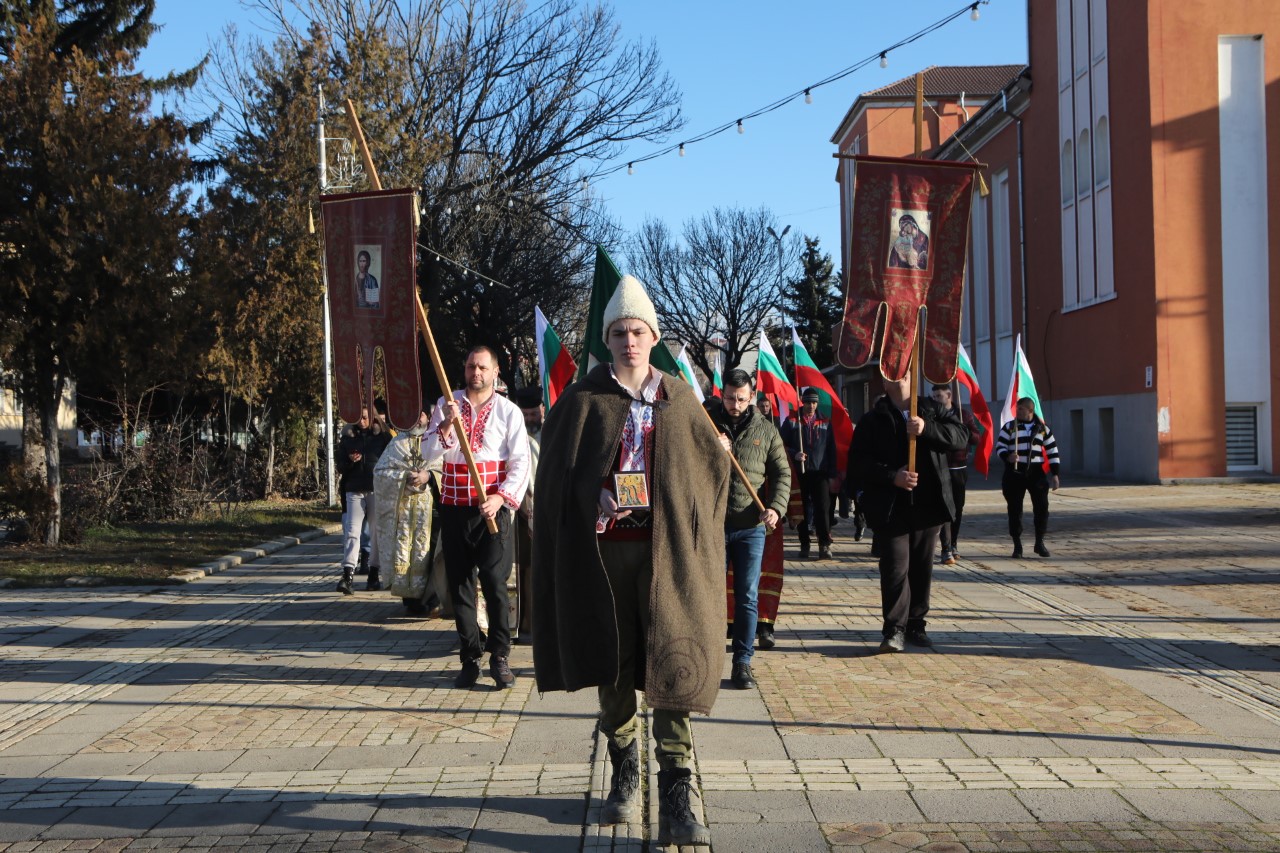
[938,467,968,551]
[797,470,832,548]
[878,524,941,636]
[1002,467,1050,542]
[439,504,513,662]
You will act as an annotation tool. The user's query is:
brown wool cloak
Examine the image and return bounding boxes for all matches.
[532,364,731,715]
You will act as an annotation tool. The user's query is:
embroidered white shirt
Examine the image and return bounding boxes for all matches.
[424,390,531,509]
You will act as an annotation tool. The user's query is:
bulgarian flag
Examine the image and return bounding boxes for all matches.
[674,344,705,402]
[756,329,799,416]
[790,328,854,477]
[1000,334,1050,472]
[710,351,724,398]
[578,245,681,379]
[534,306,577,410]
[956,341,994,477]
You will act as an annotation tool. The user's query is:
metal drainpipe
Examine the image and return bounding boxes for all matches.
[1003,89,1029,344]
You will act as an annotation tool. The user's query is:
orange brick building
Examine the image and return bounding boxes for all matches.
[832,2,1279,481]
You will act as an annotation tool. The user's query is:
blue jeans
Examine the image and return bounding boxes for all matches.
[725,525,766,666]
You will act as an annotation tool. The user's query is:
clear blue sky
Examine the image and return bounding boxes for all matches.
[139,0,1028,257]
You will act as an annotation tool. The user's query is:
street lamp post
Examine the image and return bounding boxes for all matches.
[765,223,791,365]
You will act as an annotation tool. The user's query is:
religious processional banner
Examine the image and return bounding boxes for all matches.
[320,188,421,431]
[836,155,980,384]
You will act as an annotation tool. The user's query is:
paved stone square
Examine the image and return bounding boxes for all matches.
[1,480,1278,850]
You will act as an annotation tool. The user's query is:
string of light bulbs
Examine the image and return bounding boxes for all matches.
[419,243,513,290]
[606,0,988,179]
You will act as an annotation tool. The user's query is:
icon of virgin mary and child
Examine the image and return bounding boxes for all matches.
[888,213,930,271]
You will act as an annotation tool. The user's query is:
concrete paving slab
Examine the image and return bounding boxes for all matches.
[1223,790,1280,821]
[960,733,1068,758]
[807,790,923,823]
[315,745,418,771]
[148,801,280,836]
[47,751,158,777]
[135,749,246,775]
[0,733,103,757]
[501,720,594,765]
[911,789,1035,822]
[0,808,73,842]
[225,747,333,773]
[781,734,880,759]
[0,754,65,778]
[1047,734,1160,758]
[258,800,379,834]
[412,742,508,768]
[37,804,176,839]
[1014,788,1142,821]
[1140,734,1280,760]
[707,821,830,853]
[868,732,972,759]
[365,796,480,835]
[703,790,814,824]
[1119,789,1256,822]
[473,794,585,830]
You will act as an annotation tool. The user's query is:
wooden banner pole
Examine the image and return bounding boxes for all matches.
[698,406,770,519]
[344,99,497,534]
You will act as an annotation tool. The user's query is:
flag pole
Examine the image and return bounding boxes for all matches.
[344,99,497,534]
[907,307,925,473]
[789,328,807,474]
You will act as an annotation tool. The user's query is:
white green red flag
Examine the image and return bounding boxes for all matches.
[790,328,854,477]
[534,306,577,410]
[956,341,994,476]
[1000,334,1050,472]
[756,329,799,415]
[711,351,723,398]
[674,345,705,403]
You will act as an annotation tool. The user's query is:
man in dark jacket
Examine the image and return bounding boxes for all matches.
[335,407,378,595]
[711,369,791,690]
[850,376,968,652]
[781,387,838,560]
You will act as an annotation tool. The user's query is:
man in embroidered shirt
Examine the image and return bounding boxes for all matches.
[425,346,531,689]
[532,275,730,846]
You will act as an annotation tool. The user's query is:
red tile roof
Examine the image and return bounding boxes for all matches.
[859,64,1025,99]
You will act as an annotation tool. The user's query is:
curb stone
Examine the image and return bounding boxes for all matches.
[166,522,343,584]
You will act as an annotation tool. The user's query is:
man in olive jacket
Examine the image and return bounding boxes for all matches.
[532,275,731,845]
[850,375,968,653]
[710,369,790,690]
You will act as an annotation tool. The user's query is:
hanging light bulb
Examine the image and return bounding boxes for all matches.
[581,176,589,190]
[804,88,813,105]
[444,205,451,215]
[970,3,980,21]
[879,53,888,69]
[627,162,635,175]
[507,198,514,208]
[737,119,744,135]
[678,143,686,157]
[474,203,480,212]
[434,254,440,262]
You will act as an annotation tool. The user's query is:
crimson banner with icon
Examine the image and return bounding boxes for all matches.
[836,155,979,384]
[320,188,421,430]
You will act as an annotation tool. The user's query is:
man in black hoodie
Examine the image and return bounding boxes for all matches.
[849,376,968,652]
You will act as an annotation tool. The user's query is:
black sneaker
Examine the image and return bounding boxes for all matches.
[906,628,933,648]
[756,624,776,650]
[455,660,481,689]
[878,629,906,653]
[490,655,515,688]
[1034,542,1051,557]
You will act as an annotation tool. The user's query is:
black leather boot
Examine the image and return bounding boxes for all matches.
[365,566,382,591]
[601,739,640,824]
[657,767,711,846]
[336,565,355,595]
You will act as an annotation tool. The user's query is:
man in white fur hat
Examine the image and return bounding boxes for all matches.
[532,275,731,846]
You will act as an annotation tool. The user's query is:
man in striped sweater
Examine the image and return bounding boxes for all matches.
[994,397,1061,558]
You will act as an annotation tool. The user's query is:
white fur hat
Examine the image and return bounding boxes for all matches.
[601,274,661,344]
